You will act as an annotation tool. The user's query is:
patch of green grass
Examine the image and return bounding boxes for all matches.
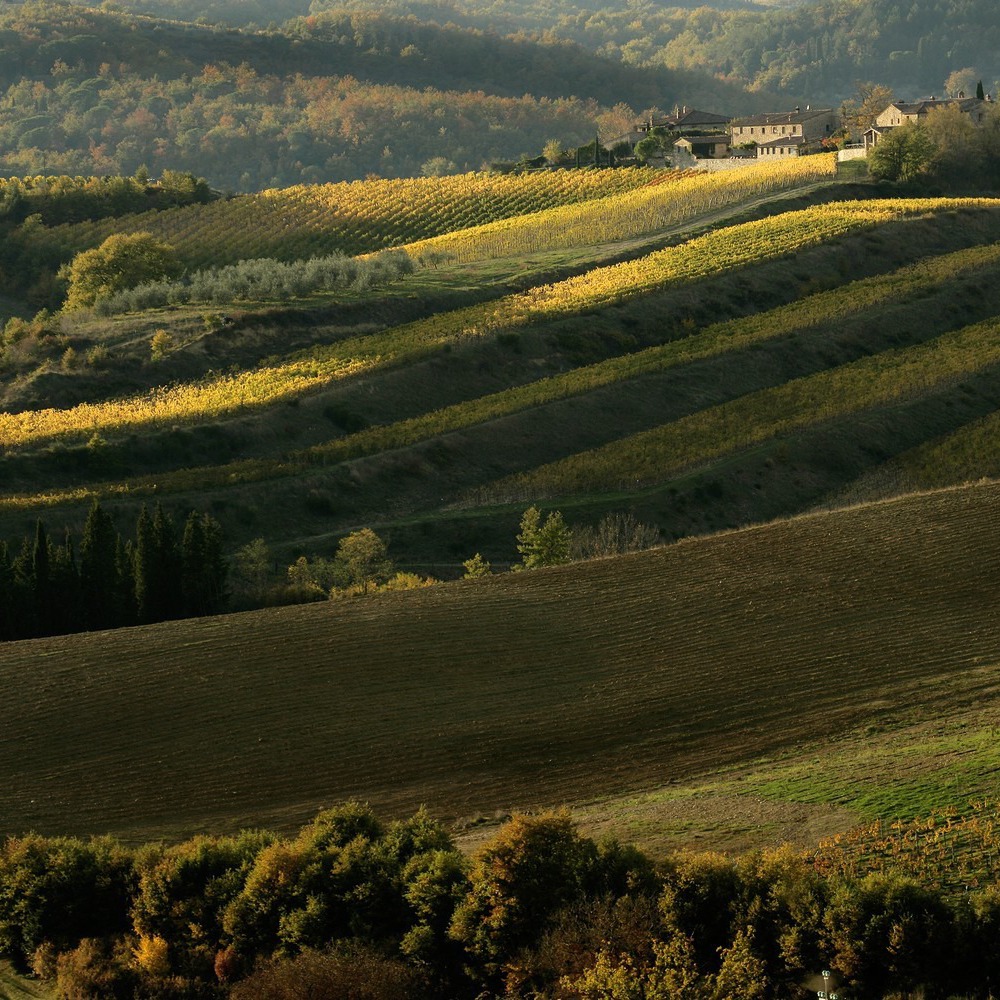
[0,962,55,1000]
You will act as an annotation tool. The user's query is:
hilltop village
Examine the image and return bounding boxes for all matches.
[600,91,996,170]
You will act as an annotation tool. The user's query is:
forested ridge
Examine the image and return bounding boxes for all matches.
[311,0,1000,104]
[7,0,1000,189]
[0,2,753,189]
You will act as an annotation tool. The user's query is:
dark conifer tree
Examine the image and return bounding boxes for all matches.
[133,504,155,624]
[11,536,34,638]
[114,536,137,628]
[48,528,81,635]
[135,503,183,623]
[80,501,119,630]
[0,542,15,641]
[30,520,50,637]
[181,511,228,617]
[152,503,183,620]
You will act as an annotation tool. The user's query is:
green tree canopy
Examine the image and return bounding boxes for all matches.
[515,506,572,570]
[867,122,937,183]
[61,231,180,310]
[334,528,393,593]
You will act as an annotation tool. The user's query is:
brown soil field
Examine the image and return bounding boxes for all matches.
[2,479,1000,850]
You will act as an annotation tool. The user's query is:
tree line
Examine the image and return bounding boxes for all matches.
[3,803,1000,998]
[0,501,226,641]
[344,0,1000,106]
[0,507,656,642]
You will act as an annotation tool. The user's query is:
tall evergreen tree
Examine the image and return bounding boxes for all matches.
[181,511,228,617]
[11,536,34,639]
[31,519,51,636]
[80,501,119,630]
[152,503,183,620]
[133,504,155,624]
[115,537,137,627]
[48,528,81,635]
[135,503,183,623]
[0,542,14,641]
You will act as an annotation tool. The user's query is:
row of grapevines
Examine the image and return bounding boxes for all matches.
[1,199,992,455]
[20,168,667,271]
[402,154,840,263]
[301,240,1000,465]
[493,312,1000,501]
[812,801,1000,895]
[886,401,1000,489]
[0,358,369,451]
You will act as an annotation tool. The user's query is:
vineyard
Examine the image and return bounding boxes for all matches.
[16,167,666,271]
[4,160,1000,884]
[494,313,1000,501]
[813,802,1000,896]
[4,197,991,455]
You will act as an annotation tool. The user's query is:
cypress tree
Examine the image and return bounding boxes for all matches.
[48,528,81,635]
[152,503,183,620]
[11,536,34,638]
[0,542,14,641]
[80,501,118,630]
[181,511,206,617]
[136,503,183,623]
[133,504,155,623]
[978,79,986,100]
[31,520,50,636]
[181,511,228,618]
[115,537,137,627]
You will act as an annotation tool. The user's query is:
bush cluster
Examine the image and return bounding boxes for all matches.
[94,248,414,314]
[3,805,1000,998]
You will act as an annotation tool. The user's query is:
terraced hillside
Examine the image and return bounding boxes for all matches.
[2,479,1000,856]
[5,159,1000,856]
[5,165,1000,570]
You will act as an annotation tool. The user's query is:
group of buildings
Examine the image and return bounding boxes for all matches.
[625,94,994,167]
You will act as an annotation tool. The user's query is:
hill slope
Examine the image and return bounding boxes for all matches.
[3,479,1000,852]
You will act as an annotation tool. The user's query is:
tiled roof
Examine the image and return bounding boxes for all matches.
[733,108,832,126]
[892,97,982,115]
[755,134,808,148]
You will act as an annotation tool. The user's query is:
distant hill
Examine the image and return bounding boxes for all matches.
[308,0,1000,104]
[0,2,760,188]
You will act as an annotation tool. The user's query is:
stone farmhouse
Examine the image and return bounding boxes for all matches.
[863,96,991,149]
[623,92,991,169]
[638,106,732,135]
[628,105,836,166]
[728,107,836,157]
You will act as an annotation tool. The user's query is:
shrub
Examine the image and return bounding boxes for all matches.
[150,330,173,361]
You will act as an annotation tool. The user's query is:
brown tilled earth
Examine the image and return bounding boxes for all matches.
[2,480,1000,849]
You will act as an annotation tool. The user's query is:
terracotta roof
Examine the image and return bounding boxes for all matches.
[675,132,730,144]
[642,109,731,130]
